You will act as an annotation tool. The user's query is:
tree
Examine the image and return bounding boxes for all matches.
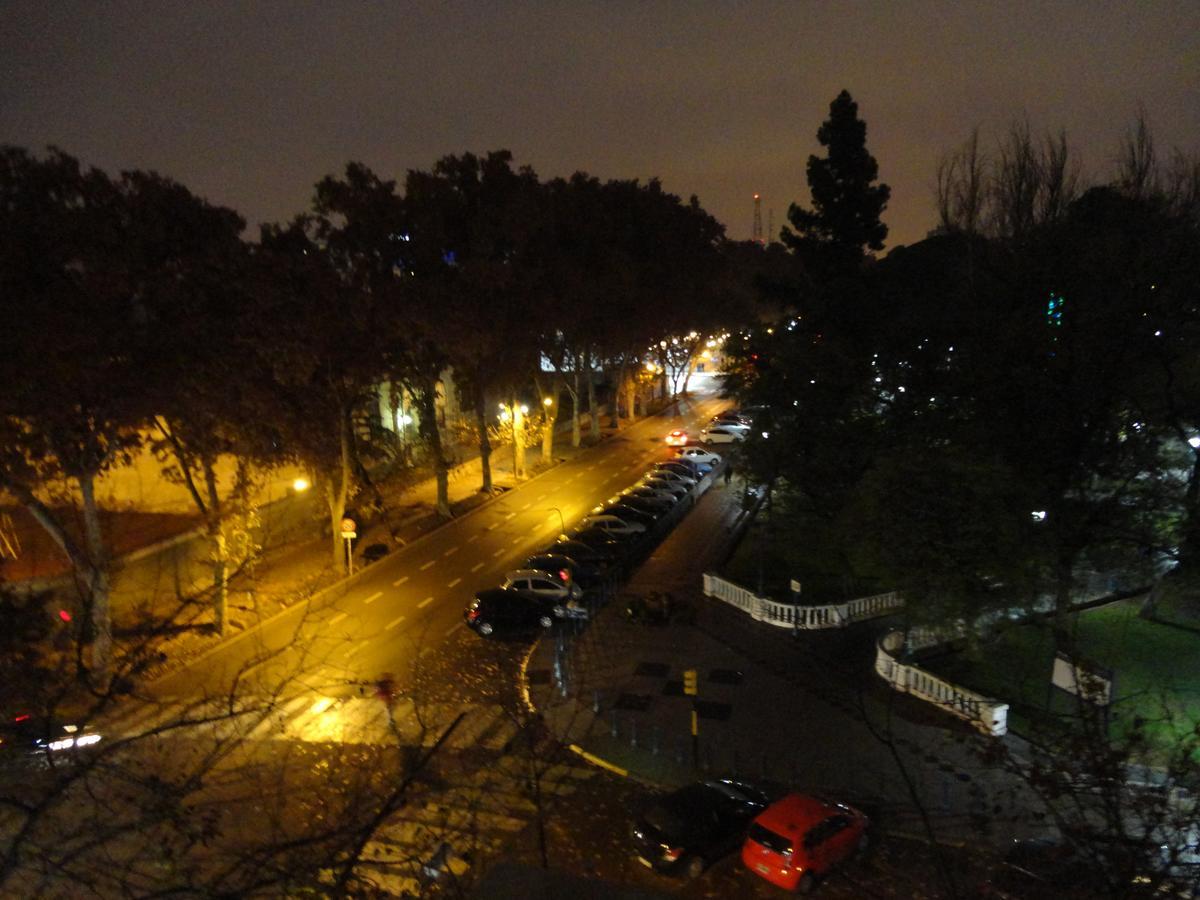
[0,147,156,682]
[783,90,891,274]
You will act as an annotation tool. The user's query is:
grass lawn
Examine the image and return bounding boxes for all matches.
[921,599,1200,753]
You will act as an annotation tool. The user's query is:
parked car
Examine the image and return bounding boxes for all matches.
[699,424,748,445]
[565,528,636,556]
[641,476,691,500]
[501,569,583,602]
[674,447,722,471]
[713,409,750,425]
[0,714,103,767]
[602,502,659,528]
[979,837,1141,899]
[651,463,699,486]
[665,429,689,446]
[742,793,869,893]
[552,538,619,567]
[632,778,778,878]
[579,514,646,536]
[524,553,605,588]
[464,588,556,637]
[617,491,674,515]
[623,484,680,506]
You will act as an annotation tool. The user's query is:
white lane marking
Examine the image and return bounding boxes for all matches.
[466,534,479,543]
[385,615,405,630]
[510,536,521,546]
[364,591,383,605]
[485,523,496,531]
[536,494,547,501]
[443,546,459,557]
[444,622,463,639]
[419,560,435,571]
[329,612,347,626]
[504,512,516,521]
[520,502,531,511]
[470,562,484,572]
[493,549,505,558]
[418,596,433,608]
[392,576,409,587]
[447,578,462,588]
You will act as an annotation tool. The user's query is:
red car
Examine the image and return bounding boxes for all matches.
[665,429,688,446]
[742,793,869,893]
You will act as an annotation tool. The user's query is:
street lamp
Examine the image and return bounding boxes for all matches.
[548,506,566,539]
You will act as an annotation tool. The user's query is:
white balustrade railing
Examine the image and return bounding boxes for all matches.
[701,574,903,630]
[874,631,1008,736]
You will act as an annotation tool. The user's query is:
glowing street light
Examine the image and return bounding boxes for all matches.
[292,477,310,493]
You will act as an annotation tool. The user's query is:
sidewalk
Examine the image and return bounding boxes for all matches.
[523,474,1053,851]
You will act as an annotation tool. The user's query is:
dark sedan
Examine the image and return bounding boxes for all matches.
[464,588,557,638]
[524,553,606,588]
[631,778,777,878]
[552,538,619,568]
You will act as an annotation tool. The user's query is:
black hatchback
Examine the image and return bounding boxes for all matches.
[632,778,777,878]
[464,588,557,638]
[524,553,605,589]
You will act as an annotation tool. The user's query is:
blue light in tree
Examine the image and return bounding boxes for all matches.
[1046,292,1064,327]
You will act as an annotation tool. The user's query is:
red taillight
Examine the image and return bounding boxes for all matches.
[558,569,570,583]
[467,610,479,622]
[14,714,31,723]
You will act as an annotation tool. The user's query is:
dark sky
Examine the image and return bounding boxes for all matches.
[3,2,1198,249]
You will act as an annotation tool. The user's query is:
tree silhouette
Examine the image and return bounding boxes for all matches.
[783,90,891,275]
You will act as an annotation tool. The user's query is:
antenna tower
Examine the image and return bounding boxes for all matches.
[752,193,763,245]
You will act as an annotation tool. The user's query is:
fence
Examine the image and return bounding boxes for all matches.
[874,631,1009,737]
[701,573,904,630]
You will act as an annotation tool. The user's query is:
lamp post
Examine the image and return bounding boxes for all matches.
[548,506,566,540]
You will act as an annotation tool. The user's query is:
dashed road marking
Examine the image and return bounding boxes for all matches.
[385,615,405,630]
[364,591,383,604]
[444,622,463,639]
[520,502,531,511]
[447,577,462,588]
[419,560,435,571]
[329,612,347,626]
[418,596,433,609]
[536,493,547,501]
[443,546,459,557]
[493,549,505,558]
[510,536,522,546]
[392,576,409,587]
[504,512,516,521]
[470,562,484,572]
[466,534,478,543]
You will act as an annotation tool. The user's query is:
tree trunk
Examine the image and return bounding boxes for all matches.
[202,458,228,636]
[417,383,451,518]
[583,348,597,436]
[611,358,627,428]
[512,398,526,480]
[570,365,582,448]
[474,386,493,494]
[78,473,112,685]
[625,376,636,422]
[327,416,352,571]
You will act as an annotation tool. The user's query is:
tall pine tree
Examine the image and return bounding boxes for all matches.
[784,90,891,275]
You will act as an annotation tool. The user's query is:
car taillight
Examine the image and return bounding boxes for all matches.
[467,609,479,622]
[662,846,683,862]
[558,569,570,583]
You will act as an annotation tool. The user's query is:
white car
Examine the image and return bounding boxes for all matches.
[579,514,646,536]
[698,424,747,445]
[650,464,698,487]
[502,569,583,601]
[675,447,722,469]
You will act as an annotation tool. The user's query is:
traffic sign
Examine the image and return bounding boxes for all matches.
[341,517,357,539]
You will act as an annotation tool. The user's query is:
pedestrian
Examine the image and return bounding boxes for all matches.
[723,461,734,486]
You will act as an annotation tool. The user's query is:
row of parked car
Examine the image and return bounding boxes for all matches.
[463,446,723,639]
[631,778,870,893]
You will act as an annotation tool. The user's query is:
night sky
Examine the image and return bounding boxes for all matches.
[3,2,1197,249]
